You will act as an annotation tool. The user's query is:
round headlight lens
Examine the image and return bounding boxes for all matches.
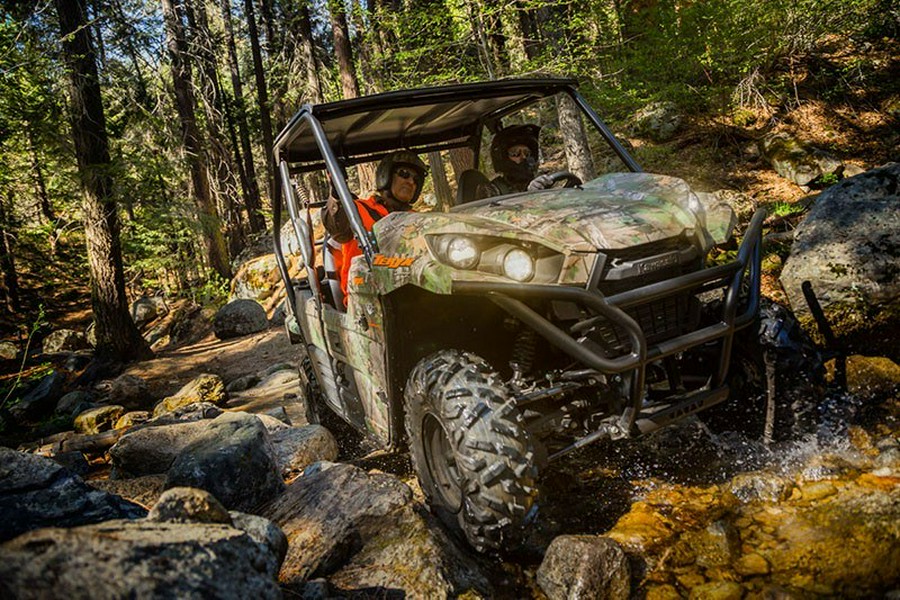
[503,248,534,282]
[446,236,479,269]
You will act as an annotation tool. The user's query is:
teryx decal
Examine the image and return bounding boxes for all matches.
[373,254,415,268]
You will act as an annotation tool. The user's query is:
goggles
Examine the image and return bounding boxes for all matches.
[394,167,418,181]
[507,146,532,160]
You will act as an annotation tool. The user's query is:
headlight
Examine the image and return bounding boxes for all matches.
[445,236,479,269]
[502,248,534,282]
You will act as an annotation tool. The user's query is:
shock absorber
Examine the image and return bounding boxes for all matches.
[509,328,537,386]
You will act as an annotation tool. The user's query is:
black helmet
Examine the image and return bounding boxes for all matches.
[375,151,428,202]
[490,124,541,183]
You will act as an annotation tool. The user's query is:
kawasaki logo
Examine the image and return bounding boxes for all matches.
[638,254,678,273]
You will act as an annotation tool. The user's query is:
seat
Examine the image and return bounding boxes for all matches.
[455,169,491,206]
[322,235,345,309]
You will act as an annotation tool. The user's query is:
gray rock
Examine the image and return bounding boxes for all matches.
[0,520,281,599]
[537,535,630,600]
[74,404,125,435]
[0,448,146,543]
[270,425,338,477]
[226,373,260,393]
[99,374,149,410]
[270,300,287,326]
[213,298,269,339]
[761,132,843,187]
[152,373,226,417]
[262,462,491,596]
[50,451,90,476]
[633,101,682,142]
[230,511,289,571]
[130,296,168,329]
[8,370,66,423]
[780,162,900,361]
[55,390,95,417]
[256,412,292,433]
[109,419,213,478]
[89,474,167,508]
[147,487,233,524]
[264,406,292,426]
[261,362,295,379]
[143,401,223,427]
[165,412,284,512]
[0,341,17,360]
[42,329,90,354]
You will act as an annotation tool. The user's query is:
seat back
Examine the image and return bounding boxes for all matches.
[322,235,345,309]
[455,169,491,206]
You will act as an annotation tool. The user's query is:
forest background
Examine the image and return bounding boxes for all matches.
[0,0,897,365]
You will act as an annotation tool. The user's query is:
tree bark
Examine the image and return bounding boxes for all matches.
[515,0,541,61]
[329,0,375,191]
[556,94,596,182]
[427,151,452,211]
[0,191,20,313]
[161,0,231,281]
[243,0,275,205]
[222,0,264,232]
[54,0,152,361]
[27,127,55,223]
[294,2,323,103]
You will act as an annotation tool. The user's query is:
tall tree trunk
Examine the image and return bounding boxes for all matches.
[448,147,474,183]
[186,0,251,252]
[243,0,275,206]
[427,151,452,211]
[54,0,152,361]
[222,0,264,232]
[0,192,20,314]
[27,127,55,223]
[294,2,322,103]
[515,0,540,61]
[161,0,231,281]
[329,0,375,191]
[556,94,596,182]
[484,6,509,76]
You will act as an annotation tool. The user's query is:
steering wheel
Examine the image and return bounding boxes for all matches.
[532,171,582,189]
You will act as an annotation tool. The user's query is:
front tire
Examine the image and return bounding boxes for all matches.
[404,350,538,553]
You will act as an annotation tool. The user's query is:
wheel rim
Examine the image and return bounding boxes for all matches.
[422,413,463,512]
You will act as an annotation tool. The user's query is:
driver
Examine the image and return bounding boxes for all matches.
[323,150,429,301]
[483,124,554,196]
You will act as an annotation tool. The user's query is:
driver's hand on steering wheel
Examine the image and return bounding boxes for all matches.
[527,173,555,191]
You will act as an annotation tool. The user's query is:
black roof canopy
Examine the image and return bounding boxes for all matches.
[274,78,577,168]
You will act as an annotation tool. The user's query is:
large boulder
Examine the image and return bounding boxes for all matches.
[165,412,284,512]
[213,298,269,339]
[74,404,125,435]
[780,162,900,361]
[262,462,491,597]
[130,295,168,329]
[8,370,66,423]
[152,373,226,417]
[633,101,682,142]
[99,373,149,410]
[55,390,96,417]
[269,425,339,478]
[760,132,843,187]
[0,520,282,599]
[109,418,215,478]
[0,448,146,543]
[41,329,90,354]
[231,254,281,303]
[537,535,631,600]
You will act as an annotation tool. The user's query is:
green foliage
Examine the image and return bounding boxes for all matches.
[0,304,48,412]
[192,271,230,309]
[768,201,806,218]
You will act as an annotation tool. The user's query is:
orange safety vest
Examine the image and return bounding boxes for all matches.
[339,195,390,302]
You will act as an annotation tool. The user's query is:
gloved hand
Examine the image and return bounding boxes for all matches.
[527,174,555,191]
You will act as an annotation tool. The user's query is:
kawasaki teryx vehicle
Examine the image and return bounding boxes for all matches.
[272,78,819,552]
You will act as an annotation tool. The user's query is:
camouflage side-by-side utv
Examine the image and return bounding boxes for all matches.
[271,78,821,552]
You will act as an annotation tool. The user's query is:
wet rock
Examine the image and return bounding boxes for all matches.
[213,298,269,339]
[780,162,900,361]
[147,487,232,524]
[270,425,339,478]
[8,370,66,423]
[99,373,149,410]
[760,132,843,186]
[0,448,146,542]
[734,552,770,576]
[262,462,491,597]
[152,373,226,417]
[109,419,213,477]
[633,101,682,142]
[55,390,95,417]
[165,412,284,512]
[0,520,281,599]
[678,520,740,569]
[42,328,90,354]
[799,453,864,481]
[74,404,125,435]
[537,535,630,600]
[726,472,794,503]
[114,410,149,430]
[688,581,743,600]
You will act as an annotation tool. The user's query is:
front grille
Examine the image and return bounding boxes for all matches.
[603,235,689,264]
[585,294,694,357]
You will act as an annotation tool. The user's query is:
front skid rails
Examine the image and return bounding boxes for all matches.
[454,209,766,460]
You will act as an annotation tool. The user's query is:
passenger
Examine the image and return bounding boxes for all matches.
[483,124,554,196]
[323,151,428,301]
